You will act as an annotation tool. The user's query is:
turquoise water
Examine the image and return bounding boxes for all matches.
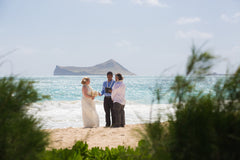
[18,75,222,129]
[27,75,220,104]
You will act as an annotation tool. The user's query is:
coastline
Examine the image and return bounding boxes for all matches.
[44,124,145,150]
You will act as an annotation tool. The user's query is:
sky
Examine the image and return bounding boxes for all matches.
[0,0,240,76]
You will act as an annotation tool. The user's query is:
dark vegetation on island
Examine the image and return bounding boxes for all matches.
[54,59,135,76]
[0,45,240,159]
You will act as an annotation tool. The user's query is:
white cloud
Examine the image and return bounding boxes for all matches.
[132,0,168,7]
[233,12,240,18]
[176,30,213,39]
[221,12,240,23]
[176,17,201,25]
[221,14,230,22]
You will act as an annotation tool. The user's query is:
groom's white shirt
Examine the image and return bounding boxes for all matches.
[111,81,126,105]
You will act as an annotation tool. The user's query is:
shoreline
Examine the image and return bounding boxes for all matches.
[44,124,145,150]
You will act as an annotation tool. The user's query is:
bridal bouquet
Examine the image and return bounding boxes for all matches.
[91,90,99,97]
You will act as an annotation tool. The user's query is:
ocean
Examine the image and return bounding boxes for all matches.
[24,75,221,129]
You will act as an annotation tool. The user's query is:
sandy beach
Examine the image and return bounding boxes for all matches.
[45,124,145,150]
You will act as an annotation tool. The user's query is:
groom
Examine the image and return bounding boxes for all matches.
[100,71,115,127]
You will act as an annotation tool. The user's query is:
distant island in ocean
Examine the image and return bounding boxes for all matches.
[54,59,135,76]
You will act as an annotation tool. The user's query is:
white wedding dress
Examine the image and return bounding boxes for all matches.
[81,85,99,128]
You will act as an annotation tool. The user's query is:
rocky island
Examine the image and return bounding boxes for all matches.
[54,59,135,75]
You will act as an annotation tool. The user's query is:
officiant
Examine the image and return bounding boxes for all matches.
[111,73,126,128]
[100,71,115,127]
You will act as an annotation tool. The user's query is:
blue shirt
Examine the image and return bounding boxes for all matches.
[101,80,115,97]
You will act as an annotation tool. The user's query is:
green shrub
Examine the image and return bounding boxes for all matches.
[168,95,216,159]
[166,47,240,159]
[137,121,170,160]
[0,77,49,160]
[42,140,143,160]
[139,45,240,160]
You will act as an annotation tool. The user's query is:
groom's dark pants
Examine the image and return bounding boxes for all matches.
[112,102,125,127]
[104,96,113,127]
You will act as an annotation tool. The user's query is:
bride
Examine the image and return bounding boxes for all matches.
[81,77,100,128]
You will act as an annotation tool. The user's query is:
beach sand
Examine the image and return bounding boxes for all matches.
[45,124,145,150]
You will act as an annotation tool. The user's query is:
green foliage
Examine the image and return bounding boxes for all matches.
[137,121,170,160]
[138,44,240,160]
[186,44,215,76]
[72,141,89,158]
[151,83,163,104]
[0,77,49,160]
[170,44,216,106]
[168,94,218,159]
[168,70,240,159]
[170,75,193,105]
[42,142,89,160]
[42,141,143,160]
[214,66,240,109]
[167,45,240,159]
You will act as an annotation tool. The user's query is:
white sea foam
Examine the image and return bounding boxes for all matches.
[23,75,221,129]
[26,100,175,129]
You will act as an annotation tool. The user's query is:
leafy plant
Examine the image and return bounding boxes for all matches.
[138,44,240,160]
[42,140,143,160]
[0,77,49,160]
